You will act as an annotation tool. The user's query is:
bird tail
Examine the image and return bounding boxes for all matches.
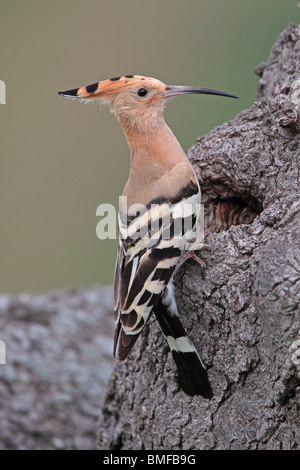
[154,284,213,398]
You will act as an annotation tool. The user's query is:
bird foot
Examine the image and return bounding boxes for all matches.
[174,248,209,274]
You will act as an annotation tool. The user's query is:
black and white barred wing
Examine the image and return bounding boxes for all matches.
[113,196,199,361]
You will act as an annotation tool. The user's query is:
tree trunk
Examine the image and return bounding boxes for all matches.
[0,287,114,449]
[98,23,300,450]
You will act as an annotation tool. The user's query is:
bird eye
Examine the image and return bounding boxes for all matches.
[137,88,148,97]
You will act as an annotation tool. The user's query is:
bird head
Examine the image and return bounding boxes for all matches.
[58,75,237,132]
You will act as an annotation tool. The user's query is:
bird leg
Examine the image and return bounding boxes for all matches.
[174,243,211,274]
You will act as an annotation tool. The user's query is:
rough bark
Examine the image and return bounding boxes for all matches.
[97,24,300,450]
[0,287,114,449]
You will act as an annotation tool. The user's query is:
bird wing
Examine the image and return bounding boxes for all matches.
[113,177,200,361]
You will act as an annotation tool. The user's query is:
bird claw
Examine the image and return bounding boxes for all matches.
[189,251,207,268]
[200,243,211,251]
[174,248,208,274]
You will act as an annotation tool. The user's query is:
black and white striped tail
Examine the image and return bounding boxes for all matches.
[154,283,213,398]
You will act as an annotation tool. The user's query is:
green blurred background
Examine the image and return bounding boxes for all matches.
[1,0,299,294]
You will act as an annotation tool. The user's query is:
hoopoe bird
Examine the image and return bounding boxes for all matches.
[59,75,237,397]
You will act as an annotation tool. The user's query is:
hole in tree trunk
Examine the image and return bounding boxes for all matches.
[201,181,263,233]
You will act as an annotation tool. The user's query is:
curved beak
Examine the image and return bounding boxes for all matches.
[164,85,238,99]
